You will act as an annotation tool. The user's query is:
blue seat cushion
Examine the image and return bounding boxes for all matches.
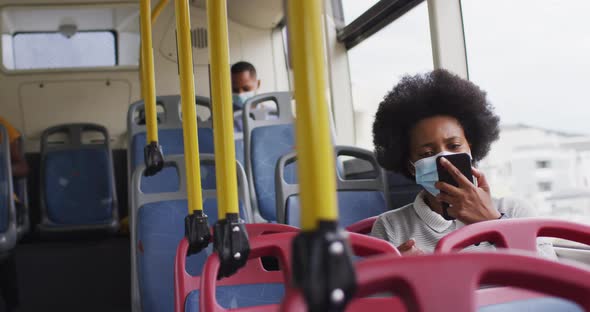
[251,124,295,221]
[137,199,247,312]
[478,297,582,312]
[286,191,387,228]
[44,148,114,225]
[184,283,285,312]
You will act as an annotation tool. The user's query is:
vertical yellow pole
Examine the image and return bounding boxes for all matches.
[138,0,167,118]
[206,0,239,218]
[175,0,203,213]
[140,0,158,143]
[287,0,337,230]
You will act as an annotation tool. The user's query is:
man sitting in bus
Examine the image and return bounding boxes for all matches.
[370,69,556,258]
[231,61,271,132]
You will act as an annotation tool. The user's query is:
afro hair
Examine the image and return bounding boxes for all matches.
[372,69,500,179]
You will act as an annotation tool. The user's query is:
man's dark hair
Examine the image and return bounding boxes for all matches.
[231,61,257,78]
[372,69,500,179]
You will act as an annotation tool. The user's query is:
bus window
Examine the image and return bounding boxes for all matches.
[344,1,433,150]
[462,0,590,225]
[10,31,117,70]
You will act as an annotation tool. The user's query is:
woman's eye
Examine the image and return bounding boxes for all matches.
[420,151,434,157]
[449,144,462,150]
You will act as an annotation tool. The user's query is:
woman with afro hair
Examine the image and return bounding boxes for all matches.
[371,69,555,258]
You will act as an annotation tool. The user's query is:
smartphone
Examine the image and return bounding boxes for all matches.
[436,153,474,220]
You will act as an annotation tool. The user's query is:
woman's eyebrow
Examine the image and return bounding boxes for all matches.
[444,136,462,142]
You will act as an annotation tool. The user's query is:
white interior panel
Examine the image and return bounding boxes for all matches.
[1,4,138,33]
[19,79,131,139]
[192,0,284,29]
[158,8,242,66]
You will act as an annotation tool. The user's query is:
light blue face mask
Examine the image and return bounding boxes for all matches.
[232,91,256,110]
[412,151,470,196]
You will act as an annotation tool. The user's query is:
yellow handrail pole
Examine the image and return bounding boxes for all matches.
[140,0,159,144]
[287,0,338,231]
[175,0,203,214]
[151,0,169,23]
[138,0,168,110]
[206,0,239,219]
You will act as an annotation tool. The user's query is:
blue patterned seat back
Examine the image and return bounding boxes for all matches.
[386,171,422,209]
[131,129,185,170]
[184,283,285,312]
[131,128,245,190]
[251,124,295,221]
[139,166,181,194]
[131,128,216,170]
[132,128,216,193]
[285,191,387,228]
[0,139,8,233]
[44,148,114,224]
[138,158,218,195]
[137,199,246,312]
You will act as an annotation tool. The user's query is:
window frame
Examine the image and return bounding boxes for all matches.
[336,0,425,50]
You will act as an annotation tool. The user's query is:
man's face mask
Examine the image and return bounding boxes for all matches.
[411,151,472,196]
[232,91,256,110]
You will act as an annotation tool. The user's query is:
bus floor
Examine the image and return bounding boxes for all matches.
[4,234,130,312]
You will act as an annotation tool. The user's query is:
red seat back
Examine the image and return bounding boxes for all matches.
[346,216,378,235]
[174,223,299,312]
[282,251,590,312]
[436,218,590,253]
[201,231,400,312]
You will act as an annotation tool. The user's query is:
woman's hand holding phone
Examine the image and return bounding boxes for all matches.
[434,157,500,224]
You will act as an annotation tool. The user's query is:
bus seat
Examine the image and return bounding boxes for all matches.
[175,223,300,312]
[127,95,214,173]
[282,251,589,312]
[436,218,590,254]
[345,216,378,235]
[196,231,398,312]
[386,171,422,209]
[243,92,295,222]
[197,232,294,312]
[234,132,245,170]
[276,146,389,229]
[0,125,17,253]
[127,96,245,190]
[39,123,119,232]
[14,134,30,239]
[130,154,252,312]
